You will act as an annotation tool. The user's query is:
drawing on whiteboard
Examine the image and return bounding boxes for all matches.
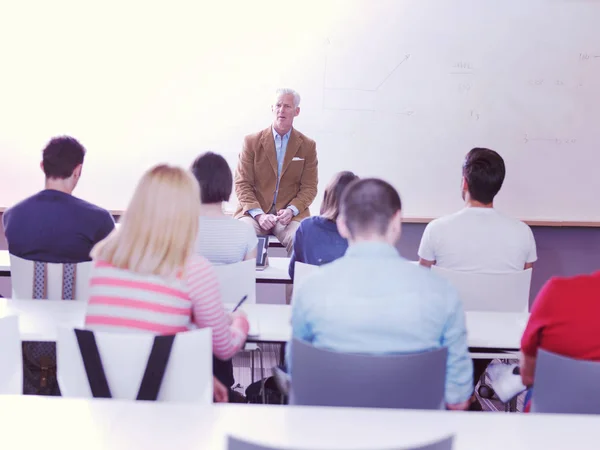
[323,53,411,93]
[322,49,412,113]
[579,53,600,61]
[470,110,480,121]
[527,79,576,87]
[523,134,577,144]
[450,61,475,75]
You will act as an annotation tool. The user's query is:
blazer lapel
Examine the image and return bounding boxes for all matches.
[260,128,278,175]
[281,128,302,177]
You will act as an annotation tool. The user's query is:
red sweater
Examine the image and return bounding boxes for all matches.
[521,271,600,360]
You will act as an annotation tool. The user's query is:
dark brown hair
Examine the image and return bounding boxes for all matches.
[463,148,505,204]
[339,178,402,237]
[190,152,233,204]
[42,136,86,179]
[320,171,359,221]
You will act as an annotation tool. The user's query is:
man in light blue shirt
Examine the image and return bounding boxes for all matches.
[287,178,474,410]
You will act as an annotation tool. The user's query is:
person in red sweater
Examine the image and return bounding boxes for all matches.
[520,270,600,410]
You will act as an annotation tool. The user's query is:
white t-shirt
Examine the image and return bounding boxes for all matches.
[195,216,258,265]
[418,208,537,273]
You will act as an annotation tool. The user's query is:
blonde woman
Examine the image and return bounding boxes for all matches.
[85,164,249,402]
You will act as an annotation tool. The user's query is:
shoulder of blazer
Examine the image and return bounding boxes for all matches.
[292,128,315,147]
[245,127,271,146]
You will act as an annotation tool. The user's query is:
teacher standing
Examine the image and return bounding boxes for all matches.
[234,88,318,255]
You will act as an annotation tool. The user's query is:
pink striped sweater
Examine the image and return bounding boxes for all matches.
[85,255,248,360]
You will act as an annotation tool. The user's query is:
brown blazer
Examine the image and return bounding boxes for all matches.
[234,127,318,221]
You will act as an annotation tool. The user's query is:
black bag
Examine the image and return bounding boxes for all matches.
[246,376,286,404]
[21,261,78,396]
[22,341,61,396]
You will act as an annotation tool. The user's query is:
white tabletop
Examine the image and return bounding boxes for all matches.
[0,251,292,284]
[240,304,527,351]
[256,256,292,283]
[0,299,526,351]
[0,298,86,341]
[0,396,596,450]
[0,250,9,274]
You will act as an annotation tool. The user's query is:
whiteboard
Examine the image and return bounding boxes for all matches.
[1,0,599,222]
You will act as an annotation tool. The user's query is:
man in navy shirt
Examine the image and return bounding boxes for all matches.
[3,136,114,263]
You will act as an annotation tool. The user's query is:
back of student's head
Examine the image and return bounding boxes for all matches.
[91,164,200,277]
[42,136,86,179]
[190,152,232,204]
[320,171,359,221]
[462,148,506,204]
[338,178,402,240]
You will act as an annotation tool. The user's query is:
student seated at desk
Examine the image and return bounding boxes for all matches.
[417,147,537,409]
[191,151,257,398]
[191,152,258,264]
[520,270,600,411]
[288,171,358,279]
[2,136,114,263]
[287,178,474,410]
[84,164,249,403]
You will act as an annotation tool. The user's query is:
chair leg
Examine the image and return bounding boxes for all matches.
[251,350,255,384]
[257,347,266,404]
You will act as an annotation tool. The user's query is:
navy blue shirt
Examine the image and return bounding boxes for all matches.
[289,216,348,279]
[2,189,115,263]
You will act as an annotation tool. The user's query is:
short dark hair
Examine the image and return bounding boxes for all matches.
[320,171,359,221]
[190,152,233,203]
[339,178,402,237]
[463,148,505,204]
[42,136,86,179]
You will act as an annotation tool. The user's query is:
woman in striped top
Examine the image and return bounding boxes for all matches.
[85,164,249,402]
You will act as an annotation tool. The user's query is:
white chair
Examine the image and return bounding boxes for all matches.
[0,315,23,395]
[9,254,92,301]
[56,327,213,403]
[431,266,532,411]
[293,262,318,292]
[430,266,532,312]
[212,260,264,398]
[213,259,257,305]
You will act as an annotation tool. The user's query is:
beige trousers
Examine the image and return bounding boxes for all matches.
[239,216,300,304]
[238,216,299,256]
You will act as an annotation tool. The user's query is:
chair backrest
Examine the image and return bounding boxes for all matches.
[290,339,447,410]
[227,435,454,450]
[0,315,23,395]
[9,254,93,301]
[430,266,532,312]
[57,327,213,403]
[212,259,257,305]
[531,349,600,414]
[293,262,318,290]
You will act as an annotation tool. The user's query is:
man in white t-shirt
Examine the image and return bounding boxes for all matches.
[418,147,537,272]
[418,147,537,410]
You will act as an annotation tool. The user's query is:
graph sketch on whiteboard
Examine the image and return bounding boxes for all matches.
[322,44,412,113]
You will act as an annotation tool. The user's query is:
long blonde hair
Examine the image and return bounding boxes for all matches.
[91,164,201,278]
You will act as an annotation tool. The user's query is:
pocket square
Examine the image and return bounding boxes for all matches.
[292,157,304,161]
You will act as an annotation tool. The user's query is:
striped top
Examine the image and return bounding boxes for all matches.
[195,216,258,265]
[85,255,248,360]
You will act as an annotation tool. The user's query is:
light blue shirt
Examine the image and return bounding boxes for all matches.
[286,241,473,405]
[248,127,299,218]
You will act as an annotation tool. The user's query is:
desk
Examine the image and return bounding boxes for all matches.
[0,300,527,352]
[0,298,86,341]
[0,251,292,284]
[0,250,9,276]
[256,257,291,284]
[0,396,595,450]
[242,304,528,352]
